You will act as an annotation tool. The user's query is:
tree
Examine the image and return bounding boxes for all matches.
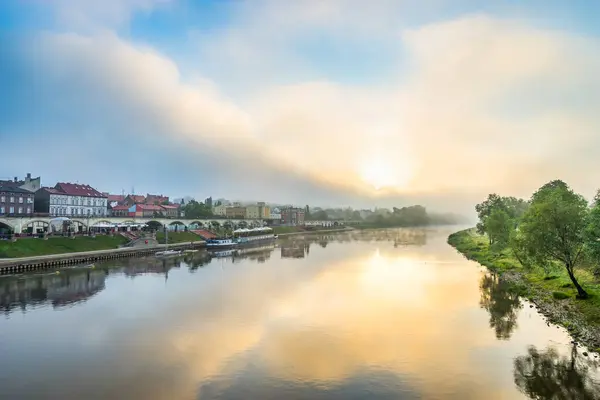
[519,181,590,298]
[475,194,506,235]
[486,208,513,250]
[585,190,600,266]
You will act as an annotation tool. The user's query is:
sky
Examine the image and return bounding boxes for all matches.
[1,0,600,216]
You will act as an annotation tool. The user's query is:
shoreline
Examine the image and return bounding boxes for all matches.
[448,228,600,353]
[276,227,353,237]
[0,241,204,274]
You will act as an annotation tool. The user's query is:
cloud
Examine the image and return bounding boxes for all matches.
[4,3,600,212]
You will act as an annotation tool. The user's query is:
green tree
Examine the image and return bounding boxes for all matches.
[519,180,590,298]
[585,190,600,266]
[486,208,512,250]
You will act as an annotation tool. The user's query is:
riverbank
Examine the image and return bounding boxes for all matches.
[0,235,129,258]
[0,241,204,273]
[448,228,600,352]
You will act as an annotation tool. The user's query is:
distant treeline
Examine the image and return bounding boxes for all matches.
[345,205,466,227]
[474,180,600,299]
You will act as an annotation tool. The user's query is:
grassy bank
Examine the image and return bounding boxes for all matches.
[156,231,202,244]
[448,228,600,350]
[0,235,129,258]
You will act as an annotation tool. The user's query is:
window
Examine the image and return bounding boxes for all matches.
[10,197,14,203]
[26,207,31,214]
[27,197,33,204]
[18,207,23,214]
[0,207,4,214]
[0,196,4,202]
[9,207,14,214]
[19,197,23,203]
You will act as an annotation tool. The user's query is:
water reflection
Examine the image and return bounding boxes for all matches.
[479,273,522,340]
[0,269,106,315]
[1,228,597,400]
[514,345,600,399]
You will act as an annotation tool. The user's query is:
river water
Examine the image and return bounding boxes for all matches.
[1,228,598,399]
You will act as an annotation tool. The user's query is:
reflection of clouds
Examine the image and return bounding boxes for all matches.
[149,249,504,398]
[0,229,576,399]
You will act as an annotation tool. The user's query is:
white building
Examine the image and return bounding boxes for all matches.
[213,204,228,216]
[35,183,108,217]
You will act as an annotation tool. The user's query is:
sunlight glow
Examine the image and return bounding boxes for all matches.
[358,158,413,191]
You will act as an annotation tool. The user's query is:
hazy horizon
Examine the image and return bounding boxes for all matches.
[2,1,600,218]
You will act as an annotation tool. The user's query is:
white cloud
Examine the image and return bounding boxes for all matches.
[13,4,600,209]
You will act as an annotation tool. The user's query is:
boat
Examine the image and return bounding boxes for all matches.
[155,249,182,257]
[155,229,182,257]
[206,238,238,249]
[183,249,198,254]
[233,227,277,246]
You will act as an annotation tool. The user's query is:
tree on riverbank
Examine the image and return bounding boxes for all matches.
[475,180,593,299]
[519,181,590,298]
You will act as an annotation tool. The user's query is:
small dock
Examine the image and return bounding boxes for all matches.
[0,241,205,275]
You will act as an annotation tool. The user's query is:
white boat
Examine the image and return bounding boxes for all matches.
[233,227,277,245]
[155,229,182,257]
[206,238,238,249]
[155,249,182,257]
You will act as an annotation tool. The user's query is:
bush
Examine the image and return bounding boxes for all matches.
[552,291,570,300]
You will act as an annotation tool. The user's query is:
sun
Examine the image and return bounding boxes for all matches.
[358,158,412,191]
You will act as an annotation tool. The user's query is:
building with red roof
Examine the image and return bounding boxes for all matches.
[35,183,107,217]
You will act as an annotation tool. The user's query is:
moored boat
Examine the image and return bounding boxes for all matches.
[233,227,276,245]
[206,238,238,249]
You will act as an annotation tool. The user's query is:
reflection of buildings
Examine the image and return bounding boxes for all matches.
[280,241,311,259]
[0,269,106,314]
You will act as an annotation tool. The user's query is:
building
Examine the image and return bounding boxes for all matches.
[127,204,164,218]
[123,195,146,206]
[0,185,35,216]
[35,183,108,217]
[205,197,213,208]
[0,173,41,193]
[226,206,246,219]
[161,204,180,218]
[109,205,130,217]
[245,202,270,219]
[281,207,305,225]
[213,204,228,216]
[145,194,169,205]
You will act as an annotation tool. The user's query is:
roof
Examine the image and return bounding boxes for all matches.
[40,187,63,195]
[127,195,146,203]
[0,180,24,188]
[107,194,125,202]
[161,204,179,209]
[0,185,32,194]
[55,183,106,198]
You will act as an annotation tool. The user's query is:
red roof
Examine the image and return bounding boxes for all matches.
[111,205,130,211]
[41,187,63,195]
[107,194,125,202]
[127,195,146,204]
[161,205,179,209]
[55,183,106,198]
[146,194,169,204]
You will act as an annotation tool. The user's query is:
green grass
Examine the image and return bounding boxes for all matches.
[156,231,202,244]
[448,228,600,328]
[0,235,129,258]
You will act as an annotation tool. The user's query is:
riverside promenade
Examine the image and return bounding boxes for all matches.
[0,241,205,274]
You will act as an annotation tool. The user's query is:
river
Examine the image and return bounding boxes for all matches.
[0,227,598,399]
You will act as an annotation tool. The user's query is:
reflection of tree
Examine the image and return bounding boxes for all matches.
[514,345,600,399]
[479,273,522,340]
